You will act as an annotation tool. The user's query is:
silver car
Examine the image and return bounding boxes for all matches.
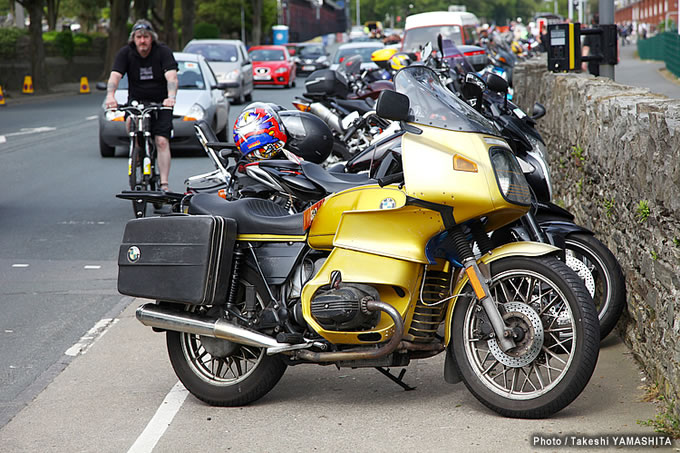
[98,52,231,156]
[183,39,254,105]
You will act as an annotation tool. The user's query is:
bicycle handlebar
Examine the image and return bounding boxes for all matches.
[105,103,173,114]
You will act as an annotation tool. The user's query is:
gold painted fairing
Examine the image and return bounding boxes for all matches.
[308,185,407,250]
[301,247,423,344]
[401,126,529,231]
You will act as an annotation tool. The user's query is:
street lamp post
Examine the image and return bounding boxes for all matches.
[356,0,360,26]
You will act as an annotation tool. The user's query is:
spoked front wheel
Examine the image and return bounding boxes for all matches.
[129,145,149,217]
[166,270,287,406]
[451,256,600,418]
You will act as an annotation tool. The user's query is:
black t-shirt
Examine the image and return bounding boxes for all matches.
[112,42,178,103]
[583,32,601,58]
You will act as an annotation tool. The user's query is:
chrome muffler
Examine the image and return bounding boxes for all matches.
[136,303,284,349]
[309,102,345,134]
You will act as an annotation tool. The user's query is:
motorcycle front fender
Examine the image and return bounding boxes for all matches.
[443,241,560,346]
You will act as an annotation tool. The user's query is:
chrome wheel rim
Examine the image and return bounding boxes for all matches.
[463,269,576,400]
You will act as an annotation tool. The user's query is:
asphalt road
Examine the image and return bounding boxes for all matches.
[0,82,306,428]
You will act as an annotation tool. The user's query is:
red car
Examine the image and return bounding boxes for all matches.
[248,45,296,88]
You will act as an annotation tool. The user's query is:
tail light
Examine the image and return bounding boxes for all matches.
[292,101,311,112]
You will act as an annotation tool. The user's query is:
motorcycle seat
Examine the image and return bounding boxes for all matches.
[334,98,374,115]
[187,194,305,235]
[301,162,374,194]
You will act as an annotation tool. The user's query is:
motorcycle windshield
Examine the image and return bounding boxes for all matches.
[338,54,362,77]
[394,66,500,135]
[440,38,475,75]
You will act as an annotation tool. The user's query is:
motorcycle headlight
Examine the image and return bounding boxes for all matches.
[526,135,553,201]
[274,67,288,74]
[490,147,532,206]
[183,103,206,121]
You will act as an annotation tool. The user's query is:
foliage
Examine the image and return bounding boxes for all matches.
[603,197,615,217]
[44,30,75,59]
[195,0,276,43]
[638,385,680,438]
[636,200,650,223]
[194,22,220,39]
[0,27,26,59]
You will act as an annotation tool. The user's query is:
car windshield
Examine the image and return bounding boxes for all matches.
[403,25,463,51]
[250,49,286,61]
[177,61,205,89]
[184,43,239,62]
[394,65,500,135]
[333,46,382,63]
[299,45,324,58]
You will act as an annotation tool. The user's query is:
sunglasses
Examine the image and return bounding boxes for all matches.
[133,23,153,32]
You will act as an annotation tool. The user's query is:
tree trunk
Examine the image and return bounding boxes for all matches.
[46,0,59,31]
[101,0,131,80]
[18,0,48,92]
[133,0,151,21]
[180,0,194,48]
[163,0,178,49]
[251,0,262,45]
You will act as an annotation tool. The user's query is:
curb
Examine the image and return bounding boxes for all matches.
[1,83,99,106]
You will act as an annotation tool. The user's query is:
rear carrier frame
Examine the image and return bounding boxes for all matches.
[118,215,237,305]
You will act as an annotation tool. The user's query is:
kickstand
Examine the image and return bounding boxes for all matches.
[375,367,416,391]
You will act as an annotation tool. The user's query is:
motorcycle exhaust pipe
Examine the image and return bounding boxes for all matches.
[136,303,285,349]
[296,300,404,362]
[309,102,345,134]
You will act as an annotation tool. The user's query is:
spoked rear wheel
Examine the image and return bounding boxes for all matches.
[166,270,287,406]
[451,256,600,418]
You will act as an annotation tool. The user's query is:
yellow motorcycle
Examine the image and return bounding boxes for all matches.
[120,65,599,418]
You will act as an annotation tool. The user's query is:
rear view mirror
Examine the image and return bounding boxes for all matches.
[462,73,485,112]
[486,73,508,94]
[376,90,409,121]
[421,42,433,63]
[95,81,107,91]
[531,102,546,120]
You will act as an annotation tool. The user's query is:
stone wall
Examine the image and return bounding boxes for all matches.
[514,55,680,410]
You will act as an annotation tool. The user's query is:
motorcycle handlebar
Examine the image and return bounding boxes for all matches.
[377,171,404,187]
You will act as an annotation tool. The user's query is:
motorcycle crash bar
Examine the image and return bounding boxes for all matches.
[136,300,404,362]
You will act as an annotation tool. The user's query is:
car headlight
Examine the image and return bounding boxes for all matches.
[490,147,531,206]
[526,135,553,201]
[183,103,206,121]
[105,109,125,121]
[274,67,288,74]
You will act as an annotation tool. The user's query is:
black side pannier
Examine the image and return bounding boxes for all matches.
[304,69,350,99]
[118,215,237,305]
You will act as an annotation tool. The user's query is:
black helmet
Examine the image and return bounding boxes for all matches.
[278,110,333,164]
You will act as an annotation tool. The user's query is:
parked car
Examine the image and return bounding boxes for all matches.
[182,39,253,105]
[329,41,385,71]
[98,52,231,156]
[293,43,330,75]
[284,43,299,57]
[248,45,297,88]
[349,25,368,42]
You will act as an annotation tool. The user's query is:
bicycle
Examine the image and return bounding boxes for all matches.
[108,102,173,218]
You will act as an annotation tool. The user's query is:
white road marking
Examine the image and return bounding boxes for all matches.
[11,264,29,268]
[128,381,189,453]
[0,136,6,144]
[5,127,57,137]
[64,318,118,356]
[83,265,102,269]
[86,115,98,120]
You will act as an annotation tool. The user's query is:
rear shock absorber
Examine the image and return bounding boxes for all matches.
[226,247,244,307]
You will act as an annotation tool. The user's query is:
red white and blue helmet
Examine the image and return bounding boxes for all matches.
[233,103,287,161]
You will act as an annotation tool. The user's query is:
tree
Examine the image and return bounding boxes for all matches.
[251,0,262,45]
[101,0,130,80]
[46,0,60,30]
[180,0,194,47]
[16,0,47,92]
[162,0,177,48]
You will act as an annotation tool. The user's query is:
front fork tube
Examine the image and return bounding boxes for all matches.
[462,257,516,352]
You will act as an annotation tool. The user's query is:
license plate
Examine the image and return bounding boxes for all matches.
[254,75,271,81]
[302,65,316,71]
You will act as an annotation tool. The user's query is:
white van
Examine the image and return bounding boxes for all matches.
[402,11,480,51]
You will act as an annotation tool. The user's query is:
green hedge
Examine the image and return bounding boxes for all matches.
[0,27,27,59]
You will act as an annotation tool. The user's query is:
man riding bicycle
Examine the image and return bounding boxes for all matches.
[104,19,178,192]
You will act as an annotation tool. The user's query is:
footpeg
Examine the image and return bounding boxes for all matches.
[276,332,305,344]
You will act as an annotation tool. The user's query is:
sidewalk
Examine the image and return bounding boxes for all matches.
[1,82,92,106]
[616,40,680,98]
